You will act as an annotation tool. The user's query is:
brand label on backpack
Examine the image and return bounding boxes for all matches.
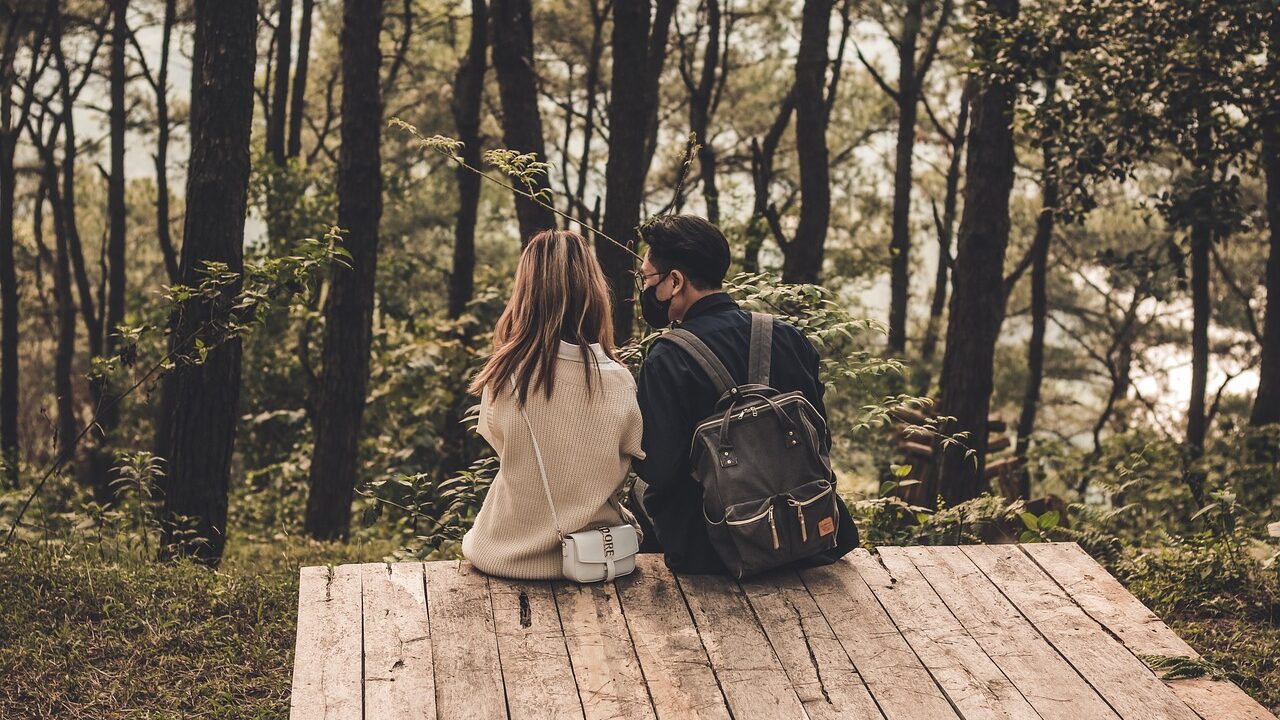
[818,516,835,537]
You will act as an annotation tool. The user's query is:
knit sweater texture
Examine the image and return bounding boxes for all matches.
[461,341,645,579]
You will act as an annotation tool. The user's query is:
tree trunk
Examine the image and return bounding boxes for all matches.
[87,0,131,503]
[1251,12,1280,428]
[267,0,292,164]
[886,0,924,353]
[931,0,1020,507]
[780,0,833,284]
[155,0,179,282]
[1186,219,1211,455]
[917,81,972,394]
[159,0,257,564]
[745,90,796,273]
[448,0,486,319]
[686,0,721,225]
[287,0,313,160]
[1013,72,1058,499]
[304,0,384,541]
[45,178,77,467]
[491,0,555,242]
[0,13,20,483]
[599,0,676,342]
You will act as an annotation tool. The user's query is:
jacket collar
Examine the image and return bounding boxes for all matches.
[558,340,613,363]
[678,292,738,324]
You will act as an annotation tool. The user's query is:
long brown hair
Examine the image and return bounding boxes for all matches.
[470,229,619,404]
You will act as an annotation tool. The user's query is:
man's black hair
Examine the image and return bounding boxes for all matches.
[639,214,731,290]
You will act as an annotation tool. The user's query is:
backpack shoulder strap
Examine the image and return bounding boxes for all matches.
[748,312,774,386]
[659,328,735,396]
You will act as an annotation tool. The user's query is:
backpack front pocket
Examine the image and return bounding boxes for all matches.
[721,496,784,575]
[785,479,839,551]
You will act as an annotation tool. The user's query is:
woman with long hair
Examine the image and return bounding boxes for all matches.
[461,229,644,579]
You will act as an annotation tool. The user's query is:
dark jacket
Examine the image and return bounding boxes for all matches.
[633,292,858,575]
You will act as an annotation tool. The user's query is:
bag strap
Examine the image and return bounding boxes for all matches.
[748,312,773,386]
[510,377,564,543]
[660,329,735,396]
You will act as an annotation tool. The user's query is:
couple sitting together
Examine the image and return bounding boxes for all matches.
[461,214,858,581]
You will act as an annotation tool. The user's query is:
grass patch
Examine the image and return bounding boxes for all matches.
[0,537,397,719]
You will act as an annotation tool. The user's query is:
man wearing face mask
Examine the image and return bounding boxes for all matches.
[628,214,858,575]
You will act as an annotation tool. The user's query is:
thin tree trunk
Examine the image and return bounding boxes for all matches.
[88,0,131,503]
[1251,11,1280,427]
[268,0,291,164]
[886,0,924,353]
[685,0,721,225]
[45,176,77,467]
[491,0,555,243]
[1187,219,1211,455]
[930,0,1020,507]
[570,0,606,220]
[917,81,972,393]
[780,0,833,284]
[601,0,653,343]
[745,89,796,273]
[154,0,179,282]
[287,0,313,159]
[1013,71,1059,499]
[304,0,384,540]
[597,0,675,341]
[0,11,23,483]
[448,0,486,319]
[160,0,257,564]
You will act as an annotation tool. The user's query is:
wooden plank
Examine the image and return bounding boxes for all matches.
[848,549,1040,720]
[1022,542,1276,720]
[799,558,959,720]
[676,573,808,720]
[290,564,363,720]
[613,555,732,720]
[489,578,585,720]
[888,546,1120,720]
[741,570,885,720]
[555,580,657,720]
[361,563,436,720]
[424,560,507,720]
[963,544,1201,720]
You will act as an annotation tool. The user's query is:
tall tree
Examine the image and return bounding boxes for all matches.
[1254,10,1280,428]
[601,0,677,342]
[779,0,834,284]
[916,80,972,393]
[87,0,131,502]
[678,0,727,225]
[1013,66,1059,499]
[160,0,257,563]
[267,0,291,164]
[287,0,313,159]
[305,0,384,540]
[931,0,1020,506]
[1,6,44,483]
[491,0,555,242]
[448,0,487,319]
[858,0,953,352]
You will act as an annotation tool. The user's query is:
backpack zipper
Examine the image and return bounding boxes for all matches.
[787,483,832,543]
[725,503,781,551]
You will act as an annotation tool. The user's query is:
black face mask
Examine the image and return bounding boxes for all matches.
[640,276,673,328]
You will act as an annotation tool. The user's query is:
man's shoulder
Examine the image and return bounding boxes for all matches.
[768,316,815,351]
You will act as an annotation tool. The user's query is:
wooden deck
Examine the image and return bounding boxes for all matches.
[289,543,1275,720]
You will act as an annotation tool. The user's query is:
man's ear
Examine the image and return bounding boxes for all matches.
[669,269,685,294]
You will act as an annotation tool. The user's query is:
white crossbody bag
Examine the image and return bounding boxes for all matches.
[512,378,640,583]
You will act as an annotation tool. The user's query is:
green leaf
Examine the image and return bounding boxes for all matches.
[891,463,913,478]
[1019,511,1040,531]
[1039,511,1060,530]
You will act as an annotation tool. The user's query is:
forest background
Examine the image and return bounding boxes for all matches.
[1,0,1279,715]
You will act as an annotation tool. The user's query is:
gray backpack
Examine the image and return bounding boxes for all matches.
[660,312,841,579]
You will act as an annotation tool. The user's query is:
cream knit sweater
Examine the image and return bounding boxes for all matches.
[461,341,645,580]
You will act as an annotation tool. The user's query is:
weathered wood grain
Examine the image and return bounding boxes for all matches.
[963,544,1201,720]
[361,563,436,720]
[888,546,1120,720]
[613,555,732,720]
[423,561,507,720]
[490,578,585,720]
[1022,542,1276,720]
[676,573,809,720]
[849,549,1040,720]
[799,556,959,720]
[740,569,885,720]
[291,564,363,720]
[555,580,657,720]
